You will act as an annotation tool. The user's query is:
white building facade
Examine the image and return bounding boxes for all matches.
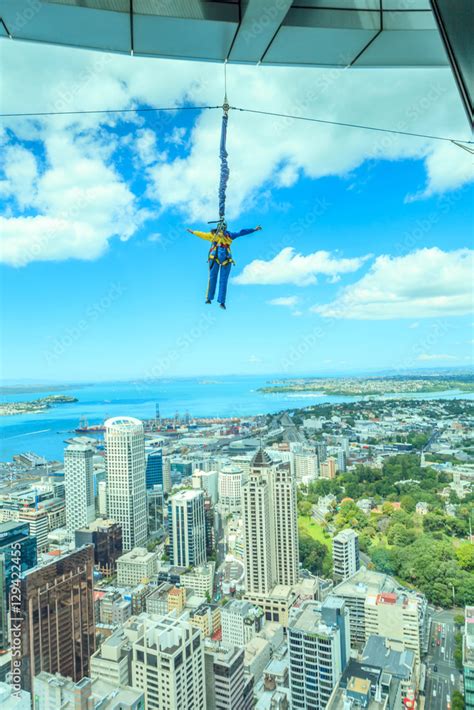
[105,417,147,550]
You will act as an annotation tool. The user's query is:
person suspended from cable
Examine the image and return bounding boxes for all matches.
[186,222,262,309]
[186,73,263,310]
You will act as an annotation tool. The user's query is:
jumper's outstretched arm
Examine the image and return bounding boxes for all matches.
[228,226,262,240]
[186,228,214,242]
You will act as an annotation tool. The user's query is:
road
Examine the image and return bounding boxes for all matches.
[424,609,462,710]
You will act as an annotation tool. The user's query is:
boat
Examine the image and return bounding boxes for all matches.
[75,417,106,433]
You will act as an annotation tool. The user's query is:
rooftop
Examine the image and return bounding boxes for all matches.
[362,635,415,679]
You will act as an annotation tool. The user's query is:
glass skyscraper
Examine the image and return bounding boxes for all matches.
[145,449,163,489]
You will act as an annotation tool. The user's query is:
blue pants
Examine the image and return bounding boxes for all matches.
[207,261,231,305]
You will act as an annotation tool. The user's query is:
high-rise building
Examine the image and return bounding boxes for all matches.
[131,613,206,710]
[316,443,327,465]
[336,449,347,473]
[463,606,474,709]
[18,507,49,552]
[288,598,350,710]
[168,489,206,567]
[0,521,37,595]
[64,444,96,534]
[162,457,172,494]
[320,456,336,479]
[13,546,96,692]
[333,529,360,582]
[145,449,163,490]
[205,644,253,710]
[192,469,218,504]
[98,480,107,516]
[294,451,319,484]
[242,450,298,597]
[147,485,164,536]
[218,465,244,514]
[333,569,429,654]
[105,417,147,550]
[0,521,37,650]
[364,592,425,662]
[221,599,264,648]
[75,518,123,576]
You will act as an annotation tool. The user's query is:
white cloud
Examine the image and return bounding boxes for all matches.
[0,145,38,208]
[234,247,370,287]
[0,41,472,264]
[417,353,457,361]
[267,296,300,307]
[0,130,148,266]
[408,322,420,329]
[313,247,473,320]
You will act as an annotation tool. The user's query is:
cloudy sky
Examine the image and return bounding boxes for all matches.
[0,39,472,381]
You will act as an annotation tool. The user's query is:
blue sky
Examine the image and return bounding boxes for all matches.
[0,41,473,382]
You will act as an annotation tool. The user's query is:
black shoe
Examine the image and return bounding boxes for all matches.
[205,299,212,304]
[219,303,226,310]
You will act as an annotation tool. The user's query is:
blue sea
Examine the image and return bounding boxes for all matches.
[0,376,472,462]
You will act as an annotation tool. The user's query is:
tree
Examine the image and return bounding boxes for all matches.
[400,494,416,513]
[452,691,465,710]
[370,546,399,576]
[387,523,415,547]
[454,613,465,627]
[456,542,474,571]
[299,535,329,576]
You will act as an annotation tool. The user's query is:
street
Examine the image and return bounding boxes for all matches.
[424,610,462,710]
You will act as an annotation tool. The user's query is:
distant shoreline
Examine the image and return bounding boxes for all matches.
[0,395,79,417]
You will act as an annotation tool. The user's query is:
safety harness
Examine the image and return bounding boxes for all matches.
[208,239,235,267]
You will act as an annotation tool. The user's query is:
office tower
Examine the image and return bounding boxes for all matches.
[320,456,336,480]
[75,519,123,576]
[204,496,215,557]
[336,449,347,472]
[221,600,264,647]
[242,449,298,596]
[97,480,107,516]
[0,521,37,650]
[205,645,253,710]
[316,442,327,464]
[162,456,172,494]
[333,569,429,654]
[13,546,95,692]
[145,449,163,489]
[333,529,360,582]
[168,489,206,567]
[463,606,474,709]
[105,416,147,550]
[294,451,319,484]
[192,469,218,504]
[147,485,164,536]
[64,444,96,534]
[288,598,350,710]
[218,465,243,514]
[131,613,206,710]
[18,507,48,552]
[364,592,424,662]
[0,521,37,593]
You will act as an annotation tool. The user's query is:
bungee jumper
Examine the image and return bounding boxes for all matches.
[186,86,262,310]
